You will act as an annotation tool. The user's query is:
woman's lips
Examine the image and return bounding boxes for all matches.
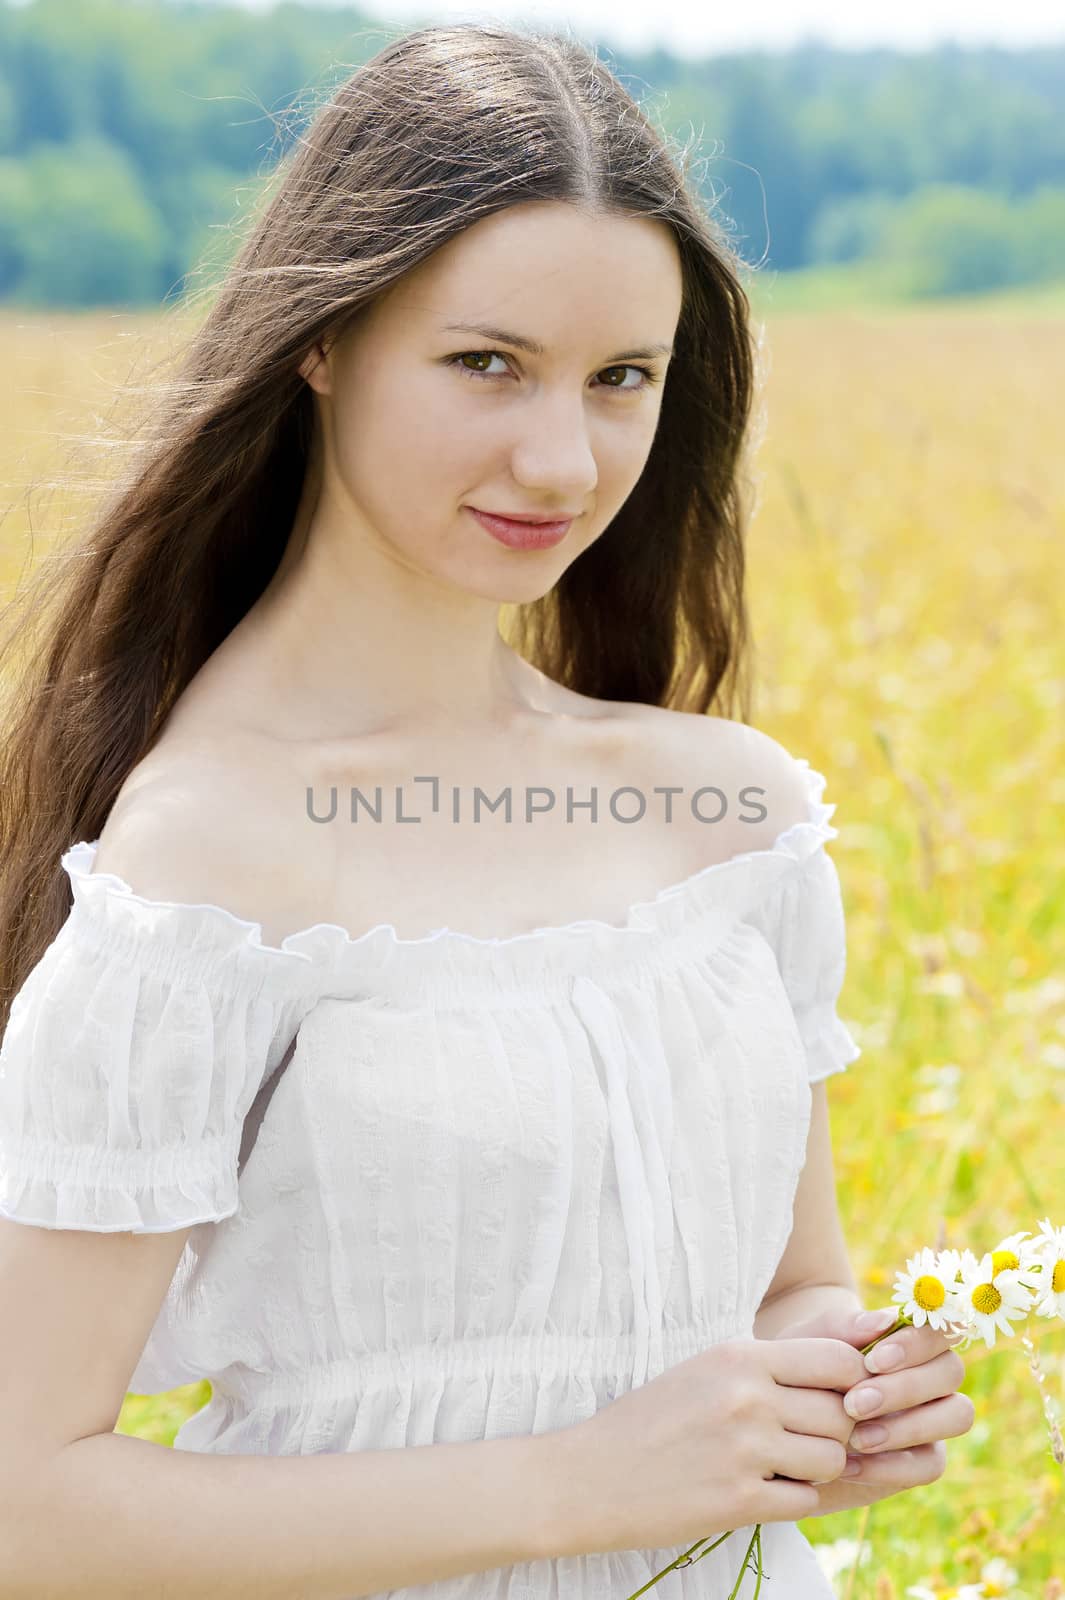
[467,507,573,550]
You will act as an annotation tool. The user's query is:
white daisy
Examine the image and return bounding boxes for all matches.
[812,1537,869,1589]
[953,1246,981,1277]
[979,1556,1019,1597]
[892,1247,966,1330]
[1028,1218,1065,1321]
[989,1229,1043,1290]
[953,1251,1033,1347]
[935,1246,970,1289]
[938,1247,987,1341]
[906,1586,987,1600]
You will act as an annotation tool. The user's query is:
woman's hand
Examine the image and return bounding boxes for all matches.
[763,1304,976,1515]
[547,1333,871,1556]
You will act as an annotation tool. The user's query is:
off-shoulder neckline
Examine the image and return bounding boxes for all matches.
[60,759,842,997]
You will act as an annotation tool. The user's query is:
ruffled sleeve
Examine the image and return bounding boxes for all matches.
[745,771,864,1085]
[0,842,306,1232]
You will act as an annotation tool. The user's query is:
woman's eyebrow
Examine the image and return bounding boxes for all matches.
[440,321,674,362]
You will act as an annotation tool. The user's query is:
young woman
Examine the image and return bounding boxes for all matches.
[0,21,972,1599]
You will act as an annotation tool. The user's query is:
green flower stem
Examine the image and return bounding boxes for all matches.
[622,1530,735,1596]
[622,1315,911,1599]
[751,1526,764,1600]
[725,1526,763,1600]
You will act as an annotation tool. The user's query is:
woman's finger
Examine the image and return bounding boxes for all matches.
[775,1384,854,1447]
[848,1391,976,1455]
[845,1346,966,1423]
[848,1441,949,1485]
[863,1319,956,1375]
[816,1440,950,1506]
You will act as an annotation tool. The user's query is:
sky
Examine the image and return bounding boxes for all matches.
[232,0,1064,56]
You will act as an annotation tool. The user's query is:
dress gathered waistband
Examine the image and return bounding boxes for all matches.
[208,1320,749,1406]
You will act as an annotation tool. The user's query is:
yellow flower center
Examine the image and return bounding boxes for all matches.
[991,1249,1019,1274]
[972,1282,1001,1314]
[913,1274,946,1310]
[1052,1259,1065,1294]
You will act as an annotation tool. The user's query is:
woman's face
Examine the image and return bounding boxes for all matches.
[298,200,685,603]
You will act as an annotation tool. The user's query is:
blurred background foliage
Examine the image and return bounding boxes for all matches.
[0,0,1063,308]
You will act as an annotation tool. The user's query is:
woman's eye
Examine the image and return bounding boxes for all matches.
[448,351,656,392]
[452,351,509,379]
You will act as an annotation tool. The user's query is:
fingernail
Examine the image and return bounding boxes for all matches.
[842,1457,863,1477]
[845,1385,883,1418]
[855,1308,896,1335]
[865,1341,904,1373]
[851,1422,888,1449]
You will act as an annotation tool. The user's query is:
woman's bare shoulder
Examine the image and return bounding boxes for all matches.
[615,703,813,848]
[90,728,317,940]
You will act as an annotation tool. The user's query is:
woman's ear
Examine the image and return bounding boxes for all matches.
[298,340,332,393]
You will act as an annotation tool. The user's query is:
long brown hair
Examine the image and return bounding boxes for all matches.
[0,20,761,1030]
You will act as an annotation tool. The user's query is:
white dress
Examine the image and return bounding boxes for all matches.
[0,757,862,1600]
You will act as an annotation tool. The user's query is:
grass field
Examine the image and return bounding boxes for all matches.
[2,285,1063,1598]
[747,263,1065,318]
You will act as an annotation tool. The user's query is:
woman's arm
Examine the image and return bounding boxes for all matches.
[0,1213,576,1600]
[750,1086,974,1517]
[3,1424,572,1599]
[753,1081,864,1341]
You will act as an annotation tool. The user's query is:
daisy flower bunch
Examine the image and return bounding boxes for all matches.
[891,1219,1065,1351]
[625,1220,1065,1600]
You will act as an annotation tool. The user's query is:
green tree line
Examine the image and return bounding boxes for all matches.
[0,0,1062,307]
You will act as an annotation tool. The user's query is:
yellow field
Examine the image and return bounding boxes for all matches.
[3,300,1063,1597]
